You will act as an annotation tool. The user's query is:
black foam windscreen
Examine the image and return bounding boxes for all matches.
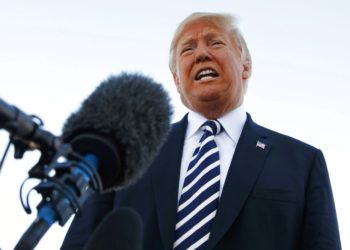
[62,72,172,191]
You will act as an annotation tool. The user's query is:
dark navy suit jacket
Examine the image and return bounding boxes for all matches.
[62,114,341,250]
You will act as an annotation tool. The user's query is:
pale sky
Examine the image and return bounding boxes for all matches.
[0,0,349,249]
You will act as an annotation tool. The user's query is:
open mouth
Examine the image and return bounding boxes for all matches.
[195,68,219,81]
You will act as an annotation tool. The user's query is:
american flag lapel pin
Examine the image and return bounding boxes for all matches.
[256,141,266,149]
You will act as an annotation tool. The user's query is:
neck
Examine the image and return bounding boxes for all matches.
[189,100,242,120]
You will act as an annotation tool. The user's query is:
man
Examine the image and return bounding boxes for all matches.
[62,12,341,249]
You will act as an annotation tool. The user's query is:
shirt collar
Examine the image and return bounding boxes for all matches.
[186,105,247,144]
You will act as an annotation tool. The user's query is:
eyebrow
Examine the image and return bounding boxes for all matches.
[204,32,221,40]
[179,32,223,48]
[179,38,195,48]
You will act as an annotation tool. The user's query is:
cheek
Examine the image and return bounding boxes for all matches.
[178,58,192,78]
[226,64,244,86]
[221,50,243,73]
[173,74,187,95]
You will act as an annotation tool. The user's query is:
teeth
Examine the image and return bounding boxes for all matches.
[198,69,215,78]
[200,75,214,81]
[196,68,218,80]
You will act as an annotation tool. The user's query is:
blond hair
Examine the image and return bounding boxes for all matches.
[169,12,252,74]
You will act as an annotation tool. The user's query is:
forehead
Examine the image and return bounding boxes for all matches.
[177,21,228,44]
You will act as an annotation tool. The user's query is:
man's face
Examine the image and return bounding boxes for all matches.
[172,21,250,118]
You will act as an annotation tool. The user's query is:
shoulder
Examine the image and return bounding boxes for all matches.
[249,114,320,158]
[248,115,327,184]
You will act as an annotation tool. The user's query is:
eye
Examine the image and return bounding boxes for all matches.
[180,47,193,55]
[211,40,225,47]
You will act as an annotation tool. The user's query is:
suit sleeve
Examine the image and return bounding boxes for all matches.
[301,149,341,249]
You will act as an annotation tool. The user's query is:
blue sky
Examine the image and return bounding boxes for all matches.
[0,1,349,249]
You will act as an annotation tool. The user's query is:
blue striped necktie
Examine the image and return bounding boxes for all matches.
[173,120,223,250]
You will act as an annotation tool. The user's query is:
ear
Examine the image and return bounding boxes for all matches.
[172,72,181,93]
[242,64,251,80]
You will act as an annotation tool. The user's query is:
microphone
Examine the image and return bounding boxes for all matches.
[62,72,172,190]
[0,97,61,153]
[15,72,172,249]
[84,208,143,250]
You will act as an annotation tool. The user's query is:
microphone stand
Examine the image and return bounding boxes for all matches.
[15,144,103,250]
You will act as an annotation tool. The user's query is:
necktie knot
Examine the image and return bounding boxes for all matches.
[201,120,223,136]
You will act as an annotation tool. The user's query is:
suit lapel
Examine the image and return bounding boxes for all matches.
[151,116,188,250]
[207,114,271,249]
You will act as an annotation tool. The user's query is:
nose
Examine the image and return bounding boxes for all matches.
[195,43,211,64]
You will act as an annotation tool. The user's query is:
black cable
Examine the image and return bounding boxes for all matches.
[0,139,11,174]
[20,177,35,214]
[69,151,103,191]
[45,176,82,217]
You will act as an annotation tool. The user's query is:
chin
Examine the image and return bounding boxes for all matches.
[197,92,223,102]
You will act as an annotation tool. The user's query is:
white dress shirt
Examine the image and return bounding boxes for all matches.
[177,106,247,201]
